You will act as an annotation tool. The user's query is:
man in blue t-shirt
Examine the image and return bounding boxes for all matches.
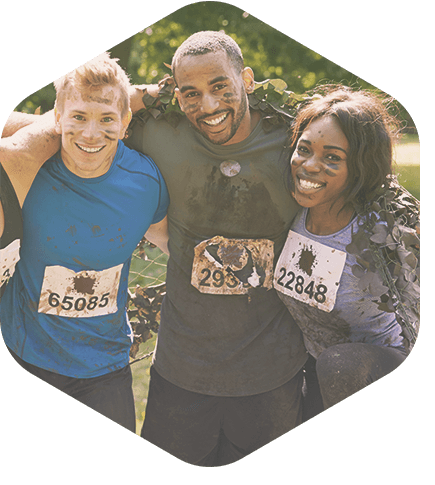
[0,53,169,431]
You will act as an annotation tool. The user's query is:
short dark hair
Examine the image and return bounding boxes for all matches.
[290,85,399,209]
[171,31,244,82]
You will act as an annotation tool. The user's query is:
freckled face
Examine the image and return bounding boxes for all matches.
[174,51,252,145]
[291,116,349,211]
[55,85,131,178]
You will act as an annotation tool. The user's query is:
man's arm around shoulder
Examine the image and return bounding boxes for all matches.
[0,110,60,205]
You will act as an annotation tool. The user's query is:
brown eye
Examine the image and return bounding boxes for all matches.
[297,145,309,155]
[325,154,342,162]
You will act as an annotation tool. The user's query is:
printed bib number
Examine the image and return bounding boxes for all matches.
[0,239,20,288]
[191,236,274,295]
[38,264,123,318]
[274,231,346,312]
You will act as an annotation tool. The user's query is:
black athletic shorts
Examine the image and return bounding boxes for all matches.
[141,365,304,466]
[8,347,136,432]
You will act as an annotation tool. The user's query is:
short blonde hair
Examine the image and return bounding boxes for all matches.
[54,52,131,116]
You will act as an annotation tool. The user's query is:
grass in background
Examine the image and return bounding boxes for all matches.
[393,134,420,200]
[128,245,167,433]
[130,334,157,434]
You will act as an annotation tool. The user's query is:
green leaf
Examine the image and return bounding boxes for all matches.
[377,296,395,312]
[400,227,420,247]
[269,79,288,91]
[357,270,376,291]
[385,235,397,250]
[159,94,173,104]
[148,108,161,119]
[369,224,388,244]
[357,269,388,297]
[369,278,389,297]
[351,264,366,278]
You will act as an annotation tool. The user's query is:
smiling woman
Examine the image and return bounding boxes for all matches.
[291,115,351,235]
[274,85,420,414]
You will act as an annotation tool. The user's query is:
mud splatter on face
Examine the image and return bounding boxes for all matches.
[324,163,340,177]
[81,89,115,106]
[223,92,235,101]
[103,132,118,141]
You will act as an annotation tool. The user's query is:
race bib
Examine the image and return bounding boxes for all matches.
[38,264,123,318]
[0,239,20,288]
[191,236,274,295]
[274,231,346,312]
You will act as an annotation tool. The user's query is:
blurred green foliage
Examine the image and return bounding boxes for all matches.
[14,1,415,131]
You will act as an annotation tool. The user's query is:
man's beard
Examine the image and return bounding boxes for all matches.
[194,94,249,145]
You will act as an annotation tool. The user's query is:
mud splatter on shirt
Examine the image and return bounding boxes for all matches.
[275,208,405,359]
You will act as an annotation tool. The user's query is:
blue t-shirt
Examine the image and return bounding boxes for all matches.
[274,208,405,359]
[0,141,169,378]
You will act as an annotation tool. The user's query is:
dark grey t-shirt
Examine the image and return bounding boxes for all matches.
[127,114,307,396]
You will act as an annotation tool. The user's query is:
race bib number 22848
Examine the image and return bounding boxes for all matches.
[274,231,346,312]
[38,264,123,318]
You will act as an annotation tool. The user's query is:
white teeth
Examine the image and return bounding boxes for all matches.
[77,144,104,153]
[203,113,228,126]
[299,178,323,190]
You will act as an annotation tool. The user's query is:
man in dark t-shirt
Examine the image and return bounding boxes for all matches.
[126,31,307,466]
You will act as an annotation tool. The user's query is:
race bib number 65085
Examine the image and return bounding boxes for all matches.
[38,264,123,318]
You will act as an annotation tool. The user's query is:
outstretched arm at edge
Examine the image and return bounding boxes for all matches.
[1,111,43,138]
[0,110,60,206]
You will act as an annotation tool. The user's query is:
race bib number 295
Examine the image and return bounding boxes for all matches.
[38,264,123,318]
[191,236,274,295]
